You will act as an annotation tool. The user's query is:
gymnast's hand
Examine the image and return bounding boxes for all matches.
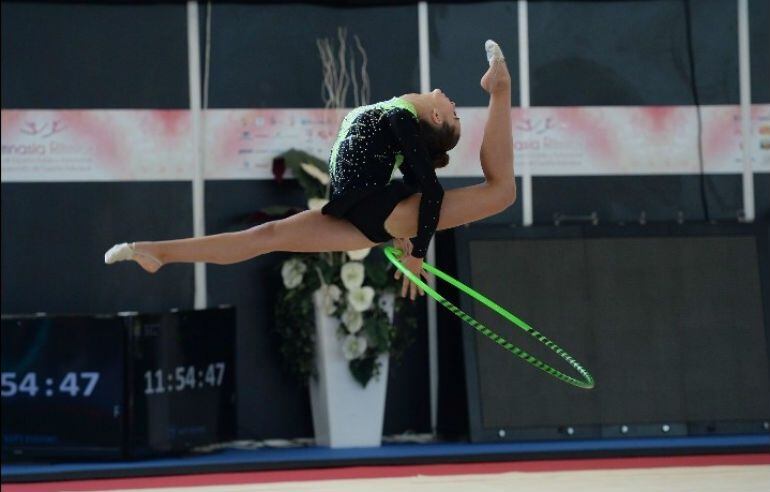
[393,237,413,257]
[393,238,428,301]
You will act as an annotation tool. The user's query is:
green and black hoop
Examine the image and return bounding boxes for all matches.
[384,246,595,390]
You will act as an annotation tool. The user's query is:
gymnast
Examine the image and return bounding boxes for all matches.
[105,40,516,302]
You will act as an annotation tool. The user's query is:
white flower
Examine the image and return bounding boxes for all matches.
[346,248,371,261]
[327,283,342,301]
[318,283,342,315]
[341,334,368,360]
[347,286,375,312]
[341,308,364,334]
[300,163,330,185]
[281,258,307,289]
[340,262,365,290]
[307,197,329,211]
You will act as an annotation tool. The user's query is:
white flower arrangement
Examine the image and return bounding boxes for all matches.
[318,283,342,316]
[281,258,307,289]
[347,286,375,312]
[272,150,417,387]
[340,261,365,290]
[341,308,363,334]
[281,255,377,365]
[342,334,368,360]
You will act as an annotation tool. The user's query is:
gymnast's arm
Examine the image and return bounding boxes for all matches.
[406,164,443,259]
[388,110,444,259]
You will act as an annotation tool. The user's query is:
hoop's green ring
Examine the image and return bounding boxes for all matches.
[384,246,595,389]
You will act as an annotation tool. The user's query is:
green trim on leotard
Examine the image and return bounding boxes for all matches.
[389,153,405,182]
[386,98,415,181]
[386,97,418,118]
[328,97,418,180]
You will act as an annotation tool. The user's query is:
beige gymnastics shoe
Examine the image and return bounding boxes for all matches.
[104,242,163,273]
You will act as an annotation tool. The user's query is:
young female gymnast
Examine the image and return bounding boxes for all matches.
[105,40,516,301]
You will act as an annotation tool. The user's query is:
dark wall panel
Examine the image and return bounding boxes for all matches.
[472,239,599,429]
[750,0,770,103]
[1,2,189,109]
[206,3,418,108]
[756,174,770,221]
[383,311,432,435]
[529,0,739,106]
[0,182,194,314]
[532,175,744,224]
[428,2,519,106]
[676,236,769,422]
[465,231,769,437]
[436,228,470,438]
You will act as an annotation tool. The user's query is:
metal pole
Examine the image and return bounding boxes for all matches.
[738,0,755,222]
[518,1,533,226]
[187,1,208,308]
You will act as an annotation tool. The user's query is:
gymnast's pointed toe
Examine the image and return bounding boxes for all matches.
[480,40,511,93]
[485,39,505,65]
[105,242,163,273]
[104,242,135,264]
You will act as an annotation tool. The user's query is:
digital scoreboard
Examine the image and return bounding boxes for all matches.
[1,315,125,459]
[1,307,236,460]
[126,307,236,457]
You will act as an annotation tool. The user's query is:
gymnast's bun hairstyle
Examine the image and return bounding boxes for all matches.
[419,120,460,169]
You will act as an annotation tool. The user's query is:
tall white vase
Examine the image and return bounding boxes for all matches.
[309,290,394,448]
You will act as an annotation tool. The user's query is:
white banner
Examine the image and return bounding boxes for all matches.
[2,105,768,182]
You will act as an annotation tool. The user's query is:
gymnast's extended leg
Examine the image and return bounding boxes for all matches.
[104,210,381,273]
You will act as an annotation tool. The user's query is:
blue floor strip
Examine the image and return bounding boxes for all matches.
[3,434,769,480]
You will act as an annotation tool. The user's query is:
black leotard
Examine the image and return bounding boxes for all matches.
[322,97,444,258]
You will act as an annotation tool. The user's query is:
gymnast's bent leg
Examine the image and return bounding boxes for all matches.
[383,40,516,239]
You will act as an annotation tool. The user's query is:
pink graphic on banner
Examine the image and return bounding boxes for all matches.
[1,110,192,181]
[148,111,189,139]
[636,106,687,135]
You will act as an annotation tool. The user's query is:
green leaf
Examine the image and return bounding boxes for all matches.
[277,148,328,199]
[278,148,329,173]
[363,308,391,353]
[367,262,388,289]
[349,355,377,387]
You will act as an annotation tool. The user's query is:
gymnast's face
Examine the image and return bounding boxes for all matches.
[430,88,461,139]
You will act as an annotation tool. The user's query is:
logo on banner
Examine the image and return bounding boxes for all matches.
[2,119,92,157]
